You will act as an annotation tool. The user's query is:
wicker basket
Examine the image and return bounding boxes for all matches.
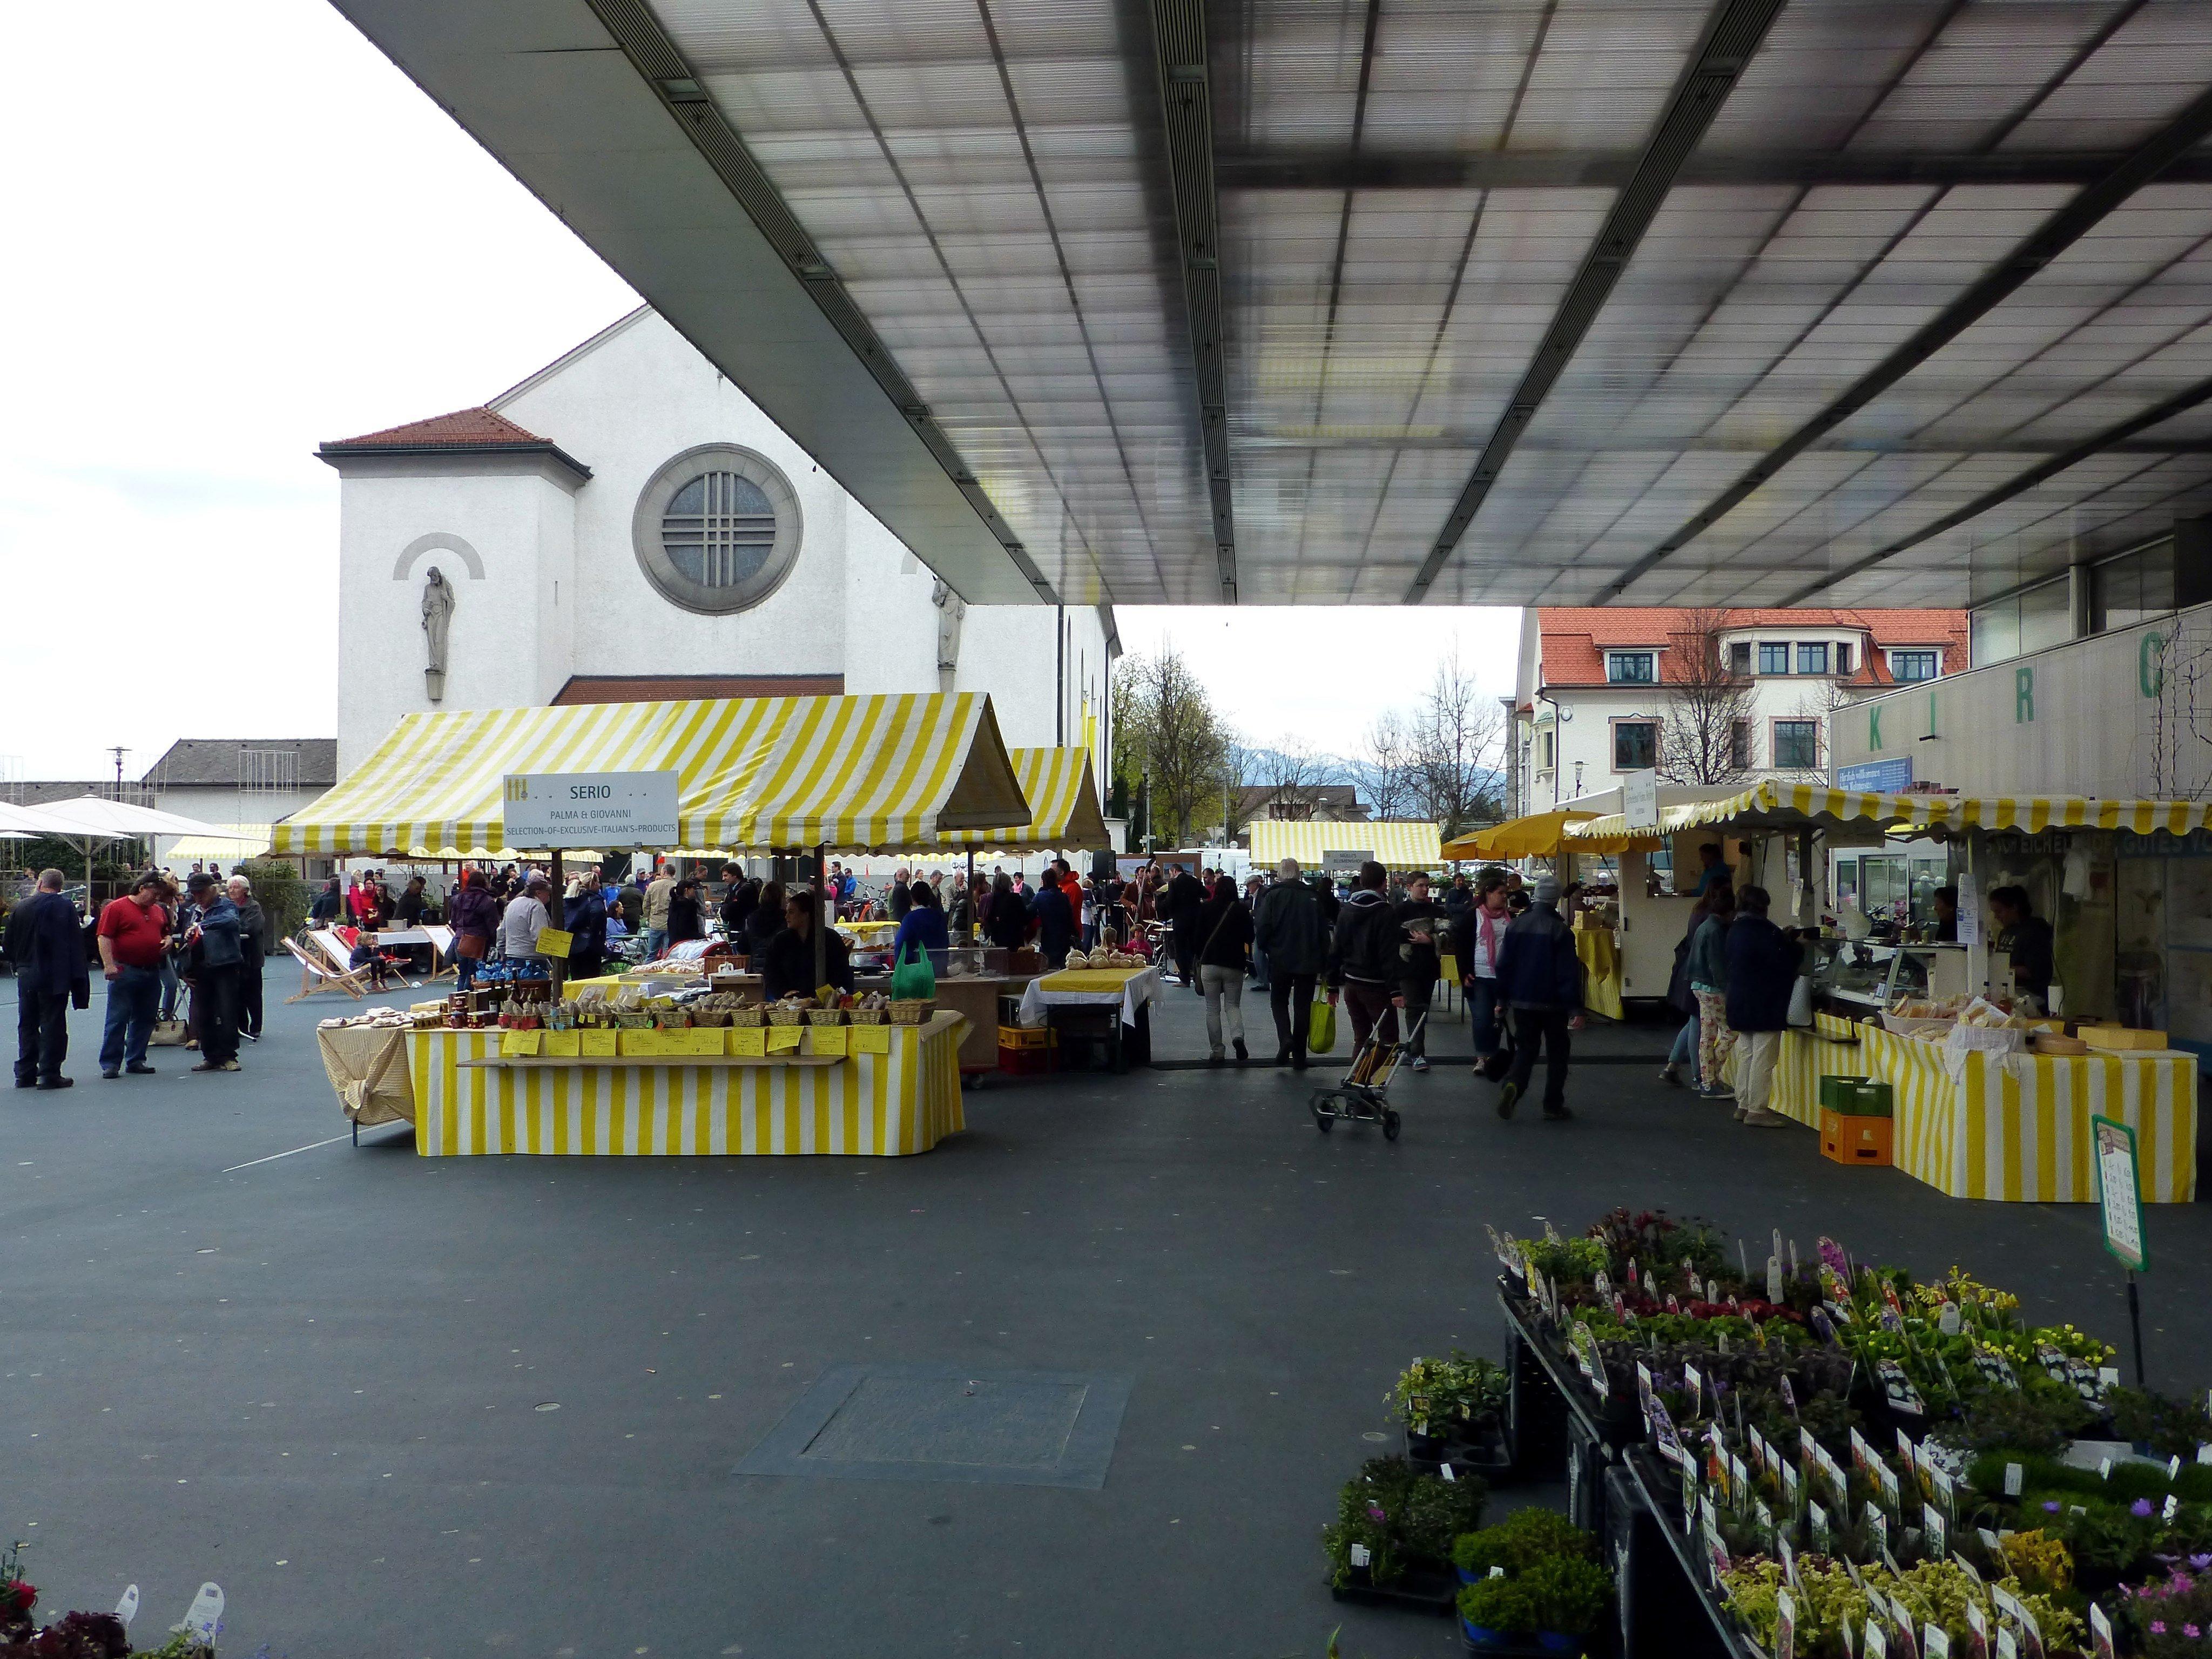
[731,1006,766,1028]
[615,1011,652,1030]
[767,1006,808,1027]
[652,1012,692,1030]
[889,999,935,1026]
[806,1008,847,1027]
[691,1009,731,1028]
[848,1007,887,1026]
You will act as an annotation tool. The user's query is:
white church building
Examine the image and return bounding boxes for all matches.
[322,306,1117,788]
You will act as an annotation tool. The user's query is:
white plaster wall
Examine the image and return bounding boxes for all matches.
[334,458,577,771]
[497,313,862,681]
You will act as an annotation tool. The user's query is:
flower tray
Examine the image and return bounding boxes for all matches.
[1328,1563,1457,1616]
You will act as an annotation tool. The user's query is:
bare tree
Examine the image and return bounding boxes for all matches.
[1410,651,1505,837]
[1112,647,1231,849]
[1256,737,1327,822]
[1658,608,1759,787]
[1350,711,1421,822]
[1217,731,1258,842]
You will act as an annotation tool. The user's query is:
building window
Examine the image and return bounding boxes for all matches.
[1729,720,1753,771]
[1728,642,1752,676]
[1796,642,1830,676]
[2090,538,2176,633]
[1773,719,1819,770]
[1835,643,1853,675]
[632,443,804,615]
[1538,728,1555,770]
[1758,642,1790,675]
[1612,719,1657,771]
[1890,650,1939,683]
[1606,650,1656,684]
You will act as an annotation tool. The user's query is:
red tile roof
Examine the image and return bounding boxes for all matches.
[322,407,555,450]
[1536,606,1968,689]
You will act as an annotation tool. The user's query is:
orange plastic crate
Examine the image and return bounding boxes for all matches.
[1819,1108,1893,1167]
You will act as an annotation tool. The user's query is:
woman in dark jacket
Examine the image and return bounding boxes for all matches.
[1195,874,1256,1064]
[666,878,705,946]
[741,881,785,962]
[983,873,1029,951]
[563,876,608,983]
[1661,892,1713,1088]
[893,880,950,966]
[447,869,500,992]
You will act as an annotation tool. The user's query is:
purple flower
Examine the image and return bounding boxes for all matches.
[2135,1499,2158,1518]
[2043,1500,2061,1513]
[2184,1623,2201,1638]
[2193,1554,2212,1572]
[1366,1503,1386,1523]
[2153,1622,2168,1636]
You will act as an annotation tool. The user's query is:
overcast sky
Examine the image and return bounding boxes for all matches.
[2,2,1518,786]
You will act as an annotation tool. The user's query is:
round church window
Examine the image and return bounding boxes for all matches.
[632,444,803,614]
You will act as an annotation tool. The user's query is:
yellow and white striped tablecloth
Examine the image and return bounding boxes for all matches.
[1860,1026,2197,1204]
[406,1015,967,1157]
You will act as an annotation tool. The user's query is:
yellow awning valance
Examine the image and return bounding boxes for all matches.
[1563,780,2212,846]
[1441,810,1604,861]
[271,694,1029,857]
[1247,820,1442,870]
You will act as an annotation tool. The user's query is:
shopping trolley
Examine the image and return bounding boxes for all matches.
[1308,1012,1426,1141]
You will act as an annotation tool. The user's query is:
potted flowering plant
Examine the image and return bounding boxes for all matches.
[1392,1352,1513,1471]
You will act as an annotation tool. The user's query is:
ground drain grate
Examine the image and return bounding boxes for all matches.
[734,1364,1131,1489]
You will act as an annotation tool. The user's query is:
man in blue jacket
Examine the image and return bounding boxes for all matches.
[1721,885,1802,1128]
[182,871,246,1074]
[1492,873,1584,1121]
[8,869,90,1089]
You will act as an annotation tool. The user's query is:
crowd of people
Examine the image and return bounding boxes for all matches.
[6,866,271,1088]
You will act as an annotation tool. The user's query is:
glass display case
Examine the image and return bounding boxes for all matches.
[1810,940,1941,1013]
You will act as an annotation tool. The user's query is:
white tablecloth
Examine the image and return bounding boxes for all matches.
[1017,966,1164,1030]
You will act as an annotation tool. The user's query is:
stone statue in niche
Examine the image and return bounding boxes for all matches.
[421,566,456,702]
[931,577,966,673]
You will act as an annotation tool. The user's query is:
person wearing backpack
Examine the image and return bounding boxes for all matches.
[1324,861,1402,1051]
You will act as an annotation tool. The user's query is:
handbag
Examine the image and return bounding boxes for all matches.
[149,1019,187,1047]
[1786,973,1814,1029]
[1307,999,1337,1055]
[454,932,488,960]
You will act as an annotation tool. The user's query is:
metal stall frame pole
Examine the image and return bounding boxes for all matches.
[965,850,977,944]
[813,842,829,994]
[550,848,565,999]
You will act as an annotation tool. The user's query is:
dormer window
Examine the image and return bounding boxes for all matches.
[1606,650,1656,684]
[1796,642,1829,675]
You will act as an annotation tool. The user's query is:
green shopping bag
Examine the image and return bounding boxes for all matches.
[891,942,936,1001]
[1307,999,1337,1055]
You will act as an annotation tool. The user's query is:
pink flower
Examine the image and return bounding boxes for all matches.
[2185,1624,2202,1638]
[2153,1622,2168,1635]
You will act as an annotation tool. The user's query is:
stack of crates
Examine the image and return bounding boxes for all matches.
[1818,1074,1894,1166]
[997,1023,1056,1075]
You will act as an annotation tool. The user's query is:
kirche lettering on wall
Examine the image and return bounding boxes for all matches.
[501,771,681,847]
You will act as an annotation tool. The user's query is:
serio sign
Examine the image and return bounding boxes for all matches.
[501,770,681,847]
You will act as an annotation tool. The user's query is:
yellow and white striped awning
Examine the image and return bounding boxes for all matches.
[1247,820,1442,870]
[1564,780,2212,848]
[942,748,1111,852]
[271,695,1030,857]
[157,824,274,861]
[1441,810,1606,861]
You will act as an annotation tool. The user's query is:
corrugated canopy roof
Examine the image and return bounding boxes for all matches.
[269,695,1028,856]
[333,0,2212,610]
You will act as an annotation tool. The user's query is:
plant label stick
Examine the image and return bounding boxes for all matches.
[1777,1589,1796,1659]
[113,1586,138,1628]
[1924,1501,1947,1559]
[2004,1462,2023,1496]
[2089,1603,2115,1659]
[1926,1629,1951,1659]
[1965,1601,1990,1659]
[183,1584,224,1642]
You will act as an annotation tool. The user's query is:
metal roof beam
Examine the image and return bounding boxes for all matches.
[1147,0,1238,603]
[1608,80,2212,605]
[1778,375,2212,606]
[1404,0,1788,605]
[1219,145,2212,192]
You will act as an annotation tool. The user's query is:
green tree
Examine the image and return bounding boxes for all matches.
[1112,647,1232,849]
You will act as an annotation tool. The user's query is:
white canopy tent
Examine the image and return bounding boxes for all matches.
[11,797,267,904]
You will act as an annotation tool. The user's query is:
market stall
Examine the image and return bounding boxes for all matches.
[1569,783,2210,1203]
[286,693,1030,1156]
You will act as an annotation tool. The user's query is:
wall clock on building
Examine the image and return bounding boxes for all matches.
[631,443,804,614]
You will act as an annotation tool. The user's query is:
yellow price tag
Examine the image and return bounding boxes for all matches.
[849,1023,891,1055]
[765,1025,803,1054]
[579,1030,618,1057]
[539,1030,581,1057]
[671,1029,723,1057]
[536,927,573,960]
[500,1029,543,1057]
[729,1027,766,1057]
[808,1026,849,1057]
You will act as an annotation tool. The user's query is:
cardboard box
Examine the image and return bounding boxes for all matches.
[2080,1026,2168,1051]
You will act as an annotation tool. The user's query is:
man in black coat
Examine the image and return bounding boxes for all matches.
[1491,873,1584,1121]
[760,892,855,1000]
[1033,873,1076,968]
[1722,885,1802,1128]
[1393,871,1447,1072]
[1165,862,1206,988]
[8,869,90,1089]
[1324,860,1403,1051]
[1253,857,1327,1067]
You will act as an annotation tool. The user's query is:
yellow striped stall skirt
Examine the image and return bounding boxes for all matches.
[1732,1024,1866,1129]
[406,1020,967,1157]
[1859,1026,2197,1204]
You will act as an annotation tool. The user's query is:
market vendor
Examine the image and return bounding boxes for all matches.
[760,890,854,1000]
[1989,885,2054,1008]
[1931,885,1958,943]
